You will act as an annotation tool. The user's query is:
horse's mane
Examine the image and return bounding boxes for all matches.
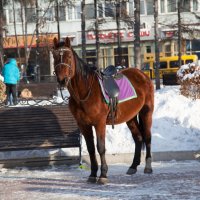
[72,49,97,79]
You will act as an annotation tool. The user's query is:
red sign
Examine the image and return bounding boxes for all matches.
[87,29,151,42]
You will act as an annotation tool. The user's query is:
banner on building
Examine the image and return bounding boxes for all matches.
[3,34,58,49]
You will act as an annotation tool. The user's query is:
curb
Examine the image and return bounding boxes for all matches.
[82,151,200,165]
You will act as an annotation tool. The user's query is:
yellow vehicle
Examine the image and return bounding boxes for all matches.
[142,54,198,79]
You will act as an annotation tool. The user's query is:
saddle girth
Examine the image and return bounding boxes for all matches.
[101,65,121,129]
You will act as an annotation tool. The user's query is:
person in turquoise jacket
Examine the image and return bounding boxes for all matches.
[2,58,20,105]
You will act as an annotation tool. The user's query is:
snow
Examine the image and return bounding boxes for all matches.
[0,74,4,82]
[51,85,200,157]
[177,62,200,80]
[0,85,200,160]
[37,85,199,156]
[81,85,200,155]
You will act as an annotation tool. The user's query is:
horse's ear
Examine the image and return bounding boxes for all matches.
[65,37,71,48]
[53,37,58,48]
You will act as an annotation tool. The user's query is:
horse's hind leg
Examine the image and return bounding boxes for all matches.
[126,116,143,175]
[79,124,98,183]
[139,108,153,174]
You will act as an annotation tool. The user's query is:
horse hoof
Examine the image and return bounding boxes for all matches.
[144,168,153,174]
[126,168,137,175]
[97,177,108,185]
[87,176,97,183]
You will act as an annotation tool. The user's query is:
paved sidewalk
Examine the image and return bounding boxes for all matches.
[0,160,200,200]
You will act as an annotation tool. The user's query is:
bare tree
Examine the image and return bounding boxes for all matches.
[134,0,141,69]
[154,0,160,90]
[81,0,86,62]
[94,0,100,68]
[12,0,22,66]
[0,0,5,68]
[177,0,181,67]
[116,1,122,65]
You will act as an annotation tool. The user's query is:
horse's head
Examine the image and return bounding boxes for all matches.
[52,37,76,87]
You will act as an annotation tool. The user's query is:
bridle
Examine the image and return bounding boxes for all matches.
[53,47,73,87]
[52,46,95,102]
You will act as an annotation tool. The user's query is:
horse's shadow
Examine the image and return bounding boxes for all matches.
[0,106,78,168]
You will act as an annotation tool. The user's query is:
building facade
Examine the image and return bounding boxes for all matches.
[2,0,200,76]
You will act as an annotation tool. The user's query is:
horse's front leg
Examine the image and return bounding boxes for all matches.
[79,124,98,183]
[94,121,108,184]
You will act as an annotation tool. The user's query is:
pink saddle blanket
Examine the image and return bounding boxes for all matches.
[98,74,137,104]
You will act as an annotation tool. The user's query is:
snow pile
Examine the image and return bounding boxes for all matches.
[0,86,200,160]
[177,63,200,81]
[80,85,200,155]
[177,63,200,99]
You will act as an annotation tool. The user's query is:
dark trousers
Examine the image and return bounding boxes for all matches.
[5,84,17,105]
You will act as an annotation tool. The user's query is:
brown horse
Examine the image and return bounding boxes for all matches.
[52,37,154,184]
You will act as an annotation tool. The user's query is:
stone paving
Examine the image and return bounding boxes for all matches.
[0,160,200,200]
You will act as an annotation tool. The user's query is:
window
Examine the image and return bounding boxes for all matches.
[104,48,113,67]
[185,59,193,64]
[170,61,179,68]
[55,6,66,21]
[146,46,151,53]
[45,7,54,21]
[160,0,165,13]
[9,9,22,23]
[159,61,167,69]
[114,47,128,66]
[192,0,198,11]
[129,0,134,16]
[98,4,103,18]
[181,0,190,12]
[74,4,81,19]
[167,0,177,13]
[66,5,73,20]
[120,2,127,17]
[146,0,154,15]
[105,3,115,17]
[140,0,145,15]
[165,44,171,56]
[86,50,96,65]
[85,4,95,19]
[61,3,81,20]
[114,47,128,56]
[26,8,36,23]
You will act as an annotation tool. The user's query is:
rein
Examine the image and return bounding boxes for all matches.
[68,73,96,102]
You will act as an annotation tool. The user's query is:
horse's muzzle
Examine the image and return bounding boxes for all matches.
[57,77,70,87]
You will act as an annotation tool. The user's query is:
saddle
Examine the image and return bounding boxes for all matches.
[101,65,122,129]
